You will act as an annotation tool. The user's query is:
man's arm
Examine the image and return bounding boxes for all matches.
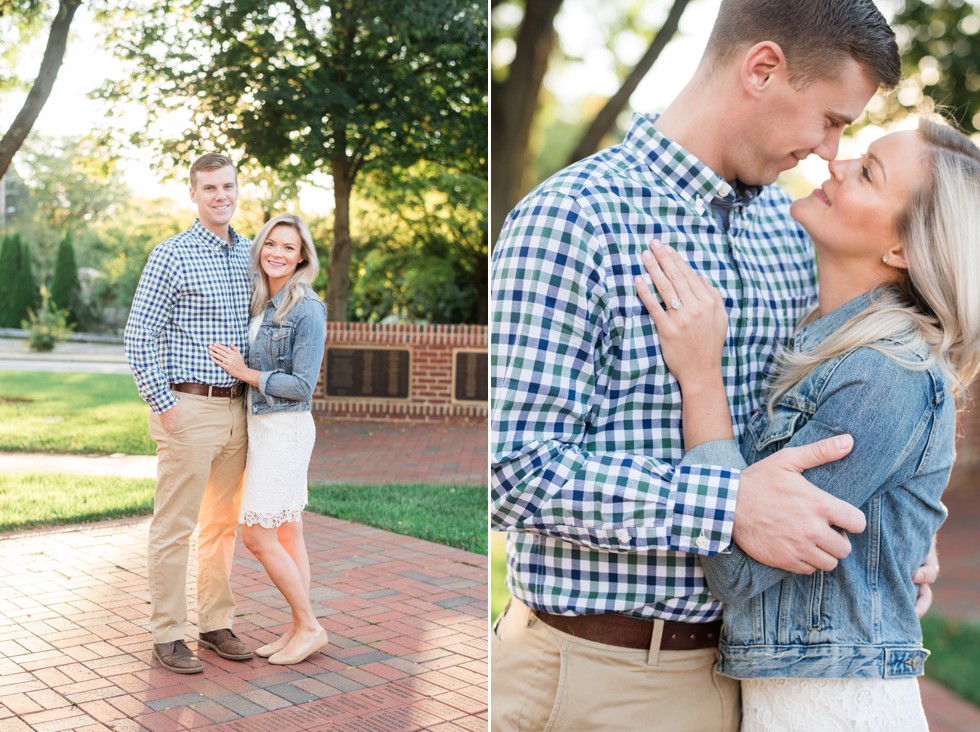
[124,244,181,414]
[492,192,750,556]
[701,353,942,600]
[639,240,864,573]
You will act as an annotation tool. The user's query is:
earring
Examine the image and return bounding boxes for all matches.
[882,254,889,263]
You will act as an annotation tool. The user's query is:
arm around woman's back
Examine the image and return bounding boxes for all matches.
[702,348,946,602]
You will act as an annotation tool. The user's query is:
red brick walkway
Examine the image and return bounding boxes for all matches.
[309,421,487,487]
[0,513,487,731]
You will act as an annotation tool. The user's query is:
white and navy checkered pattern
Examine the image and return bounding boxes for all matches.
[491,114,818,622]
[125,220,252,414]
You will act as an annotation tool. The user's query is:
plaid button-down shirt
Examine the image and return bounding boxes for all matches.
[125,220,252,414]
[491,114,818,622]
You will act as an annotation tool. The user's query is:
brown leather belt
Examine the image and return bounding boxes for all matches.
[170,382,245,399]
[535,610,722,651]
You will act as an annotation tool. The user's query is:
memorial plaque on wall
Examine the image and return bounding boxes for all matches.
[325,347,410,399]
[453,350,488,402]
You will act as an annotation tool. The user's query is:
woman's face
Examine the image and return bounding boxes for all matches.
[791,130,928,263]
[260,224,304,289]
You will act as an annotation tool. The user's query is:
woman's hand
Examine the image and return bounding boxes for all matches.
[208,343,248,381]
[634,240,728,389]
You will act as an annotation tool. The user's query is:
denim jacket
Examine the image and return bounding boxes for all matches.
[688,291,954,679]
[248,287,327,415]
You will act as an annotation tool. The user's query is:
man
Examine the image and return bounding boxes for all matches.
[491,1,917,729]
[125,153,253,674]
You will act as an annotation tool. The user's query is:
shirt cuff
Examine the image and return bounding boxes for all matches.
[680,439,747,471]
[669,463,739,555]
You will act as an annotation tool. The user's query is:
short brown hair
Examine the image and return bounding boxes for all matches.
[706,0,900,90]
[189,153,237,188]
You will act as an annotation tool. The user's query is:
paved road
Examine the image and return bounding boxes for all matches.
[0,336,131,375]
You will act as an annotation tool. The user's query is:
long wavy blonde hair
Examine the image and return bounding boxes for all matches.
[250,213,320,323]
[767,116,980,413]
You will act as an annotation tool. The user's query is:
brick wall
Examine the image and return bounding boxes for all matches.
[955,390,980,472]
[313,322,487,422]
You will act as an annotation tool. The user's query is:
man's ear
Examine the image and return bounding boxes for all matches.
[740,41,787,97]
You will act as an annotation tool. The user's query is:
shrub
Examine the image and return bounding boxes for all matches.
[22,287,72,352]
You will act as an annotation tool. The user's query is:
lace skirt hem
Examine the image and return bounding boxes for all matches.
[239,508,304,528]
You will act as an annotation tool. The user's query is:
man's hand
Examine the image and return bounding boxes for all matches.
[159,402,181,434]
[913,535,939,618]
[734,434,866,574]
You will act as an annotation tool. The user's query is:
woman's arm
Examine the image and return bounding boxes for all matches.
[702,352,944,601]
[634,240,733,450]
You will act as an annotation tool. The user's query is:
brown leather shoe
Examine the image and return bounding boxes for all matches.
[153,640,204,674]
[198,628,253,660]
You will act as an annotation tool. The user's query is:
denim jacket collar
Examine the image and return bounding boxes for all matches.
[793,291,875,354]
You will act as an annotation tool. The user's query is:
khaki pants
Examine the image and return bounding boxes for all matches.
[147,393,247,643]
[491,601,740,732]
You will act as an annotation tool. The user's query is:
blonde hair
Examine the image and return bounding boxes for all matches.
[250,213,320,323]
[767,116,980,412]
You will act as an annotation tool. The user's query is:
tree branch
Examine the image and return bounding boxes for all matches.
[566,0,692,165]
[0,0,82,178]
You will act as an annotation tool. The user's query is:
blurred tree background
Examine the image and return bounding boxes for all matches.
[0,0,488,331]
[490,0,980,245]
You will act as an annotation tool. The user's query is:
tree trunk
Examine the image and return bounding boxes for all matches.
[0,0,82,179]
[566,0,692,165]
[489,0,564,247]
[327,154,354,322]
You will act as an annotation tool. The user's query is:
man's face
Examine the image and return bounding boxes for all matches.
[190,166,238,235]
[738,58,879,186]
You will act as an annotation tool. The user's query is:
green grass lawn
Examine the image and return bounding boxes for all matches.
[0,472,486,555]
[921,613,980,706]
[0,472,156,532]
[491,530,508,622]
[0,371,154,455]
[309,483,487,554]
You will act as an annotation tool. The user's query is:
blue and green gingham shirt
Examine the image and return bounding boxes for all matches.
[125,220,252,414]
[491,114,818,623]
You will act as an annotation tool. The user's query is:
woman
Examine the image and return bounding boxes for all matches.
[635,116,980,728]
[209,213,328,665]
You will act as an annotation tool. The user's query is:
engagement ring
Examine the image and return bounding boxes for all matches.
[670,298,682,310]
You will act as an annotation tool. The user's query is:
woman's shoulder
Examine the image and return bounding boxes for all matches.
[828,345,948,406]
[294,288,327,320]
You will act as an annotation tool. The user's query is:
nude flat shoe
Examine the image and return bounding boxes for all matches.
[267,628,329,665]
[255,643,280,658]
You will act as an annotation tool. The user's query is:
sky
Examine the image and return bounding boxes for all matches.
[2,5,330,213]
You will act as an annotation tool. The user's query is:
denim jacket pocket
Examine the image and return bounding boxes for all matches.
[746,398,808,456]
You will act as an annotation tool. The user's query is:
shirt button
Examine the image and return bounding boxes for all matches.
[616,529,631,543]
[694,197,706,214]
[695,534,710,550]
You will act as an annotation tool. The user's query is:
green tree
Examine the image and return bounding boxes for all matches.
[50,230,81,326]
[1,235,40,327]
[349,162,486,323]
[885,0,980,134]
[491,0,693,242]
[0,233,22,326]
[101,0,488,321]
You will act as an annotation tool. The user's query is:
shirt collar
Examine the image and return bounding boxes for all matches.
[191,219,247,252]
[624,113,762,212]
[793,291,876,353]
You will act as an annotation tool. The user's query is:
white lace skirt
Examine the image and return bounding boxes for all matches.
[239,409,315,528]
[741,677,928,731]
